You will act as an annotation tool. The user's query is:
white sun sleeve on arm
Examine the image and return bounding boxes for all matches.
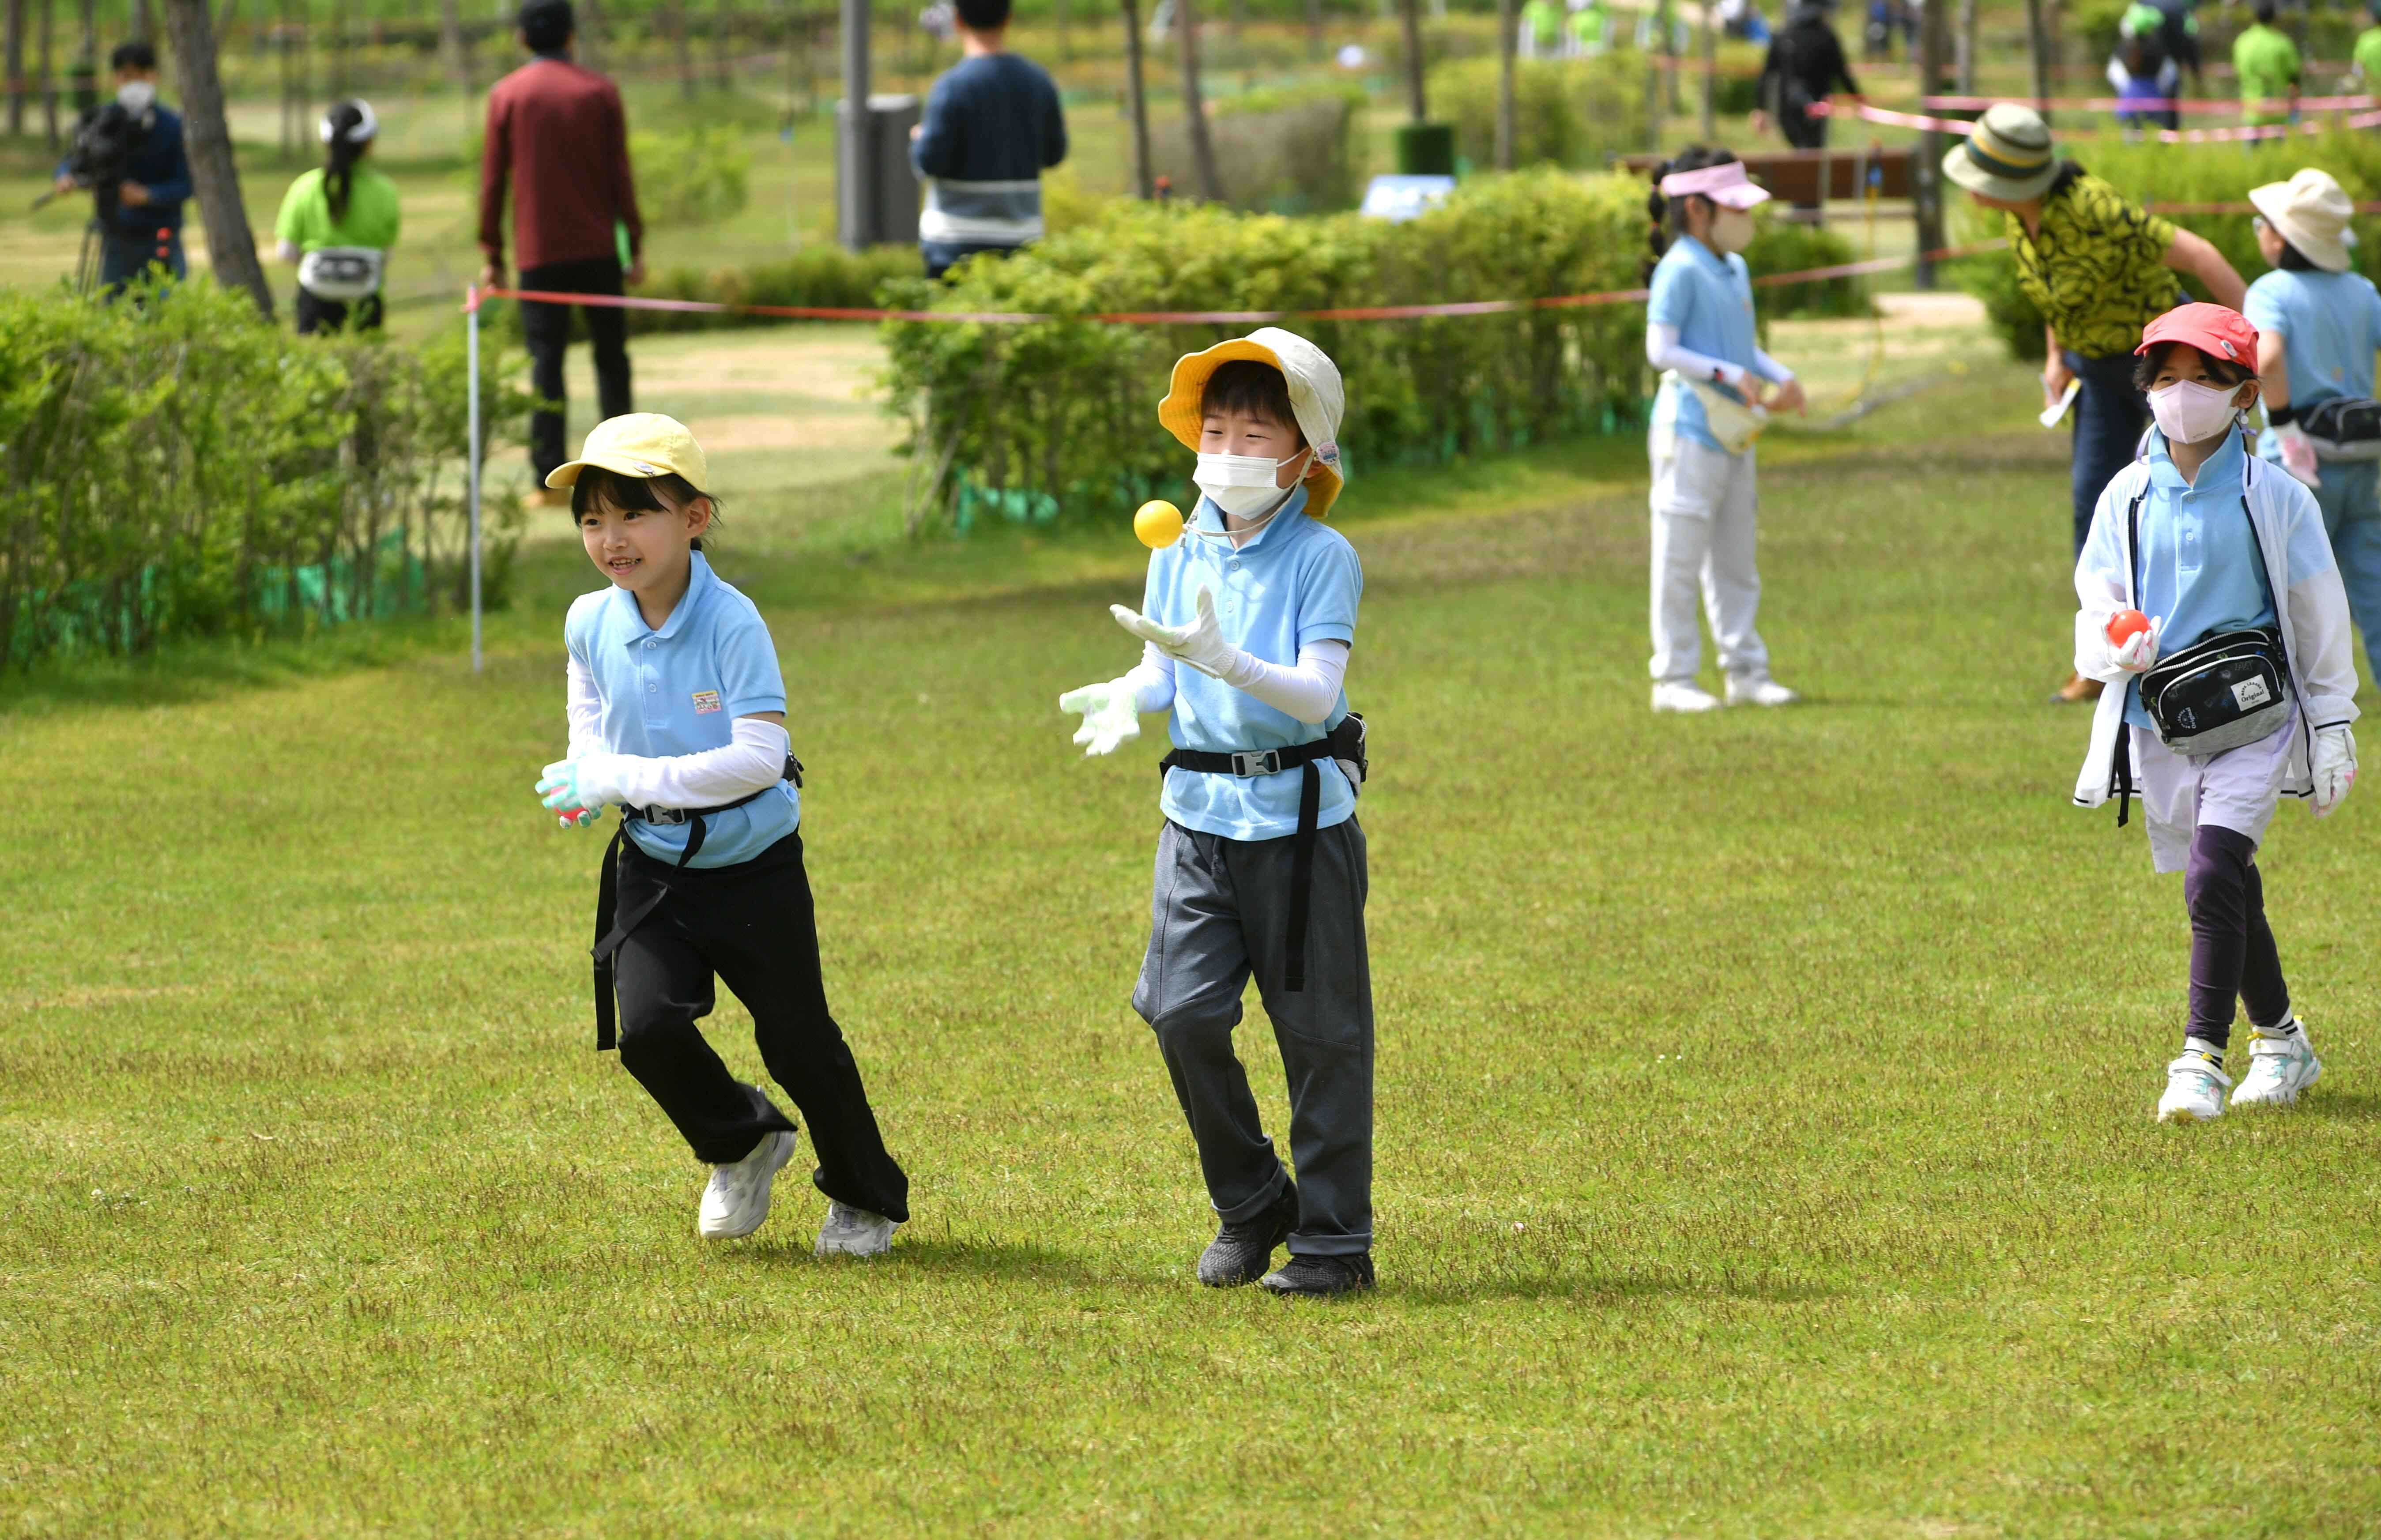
[566,654,604,759]
[1750,346,1794,384]
[573,716,793,811]
[1126,642,1177,714]
[1216,640,1349,725]
[1647,322,1749,389]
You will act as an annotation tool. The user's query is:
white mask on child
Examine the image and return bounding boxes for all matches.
[2149,378,2244,446]
[1707,205,1756,254]
[116,80,156,112]
[1193,448,1311,524]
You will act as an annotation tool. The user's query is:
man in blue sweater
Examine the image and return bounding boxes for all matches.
[909,0,1067,280]
[50,41,193,294]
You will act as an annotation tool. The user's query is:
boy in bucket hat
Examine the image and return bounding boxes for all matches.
[2068,304,2357,1122]
[1946,102,2249,701]
[2243,167,2381,685]
[1059,329,1378,1299]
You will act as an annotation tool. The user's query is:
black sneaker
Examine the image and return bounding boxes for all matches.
[1195,1181,1298,1288]
[1259,1251,1376,1298]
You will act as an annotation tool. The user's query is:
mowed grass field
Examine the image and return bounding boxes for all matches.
[5,355,2381,1537]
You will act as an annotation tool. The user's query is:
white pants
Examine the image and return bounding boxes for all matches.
[2132,703,2298,874]
[1649,436,1771,685]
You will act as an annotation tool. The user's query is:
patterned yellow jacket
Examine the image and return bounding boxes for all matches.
[2007,172,2185,360]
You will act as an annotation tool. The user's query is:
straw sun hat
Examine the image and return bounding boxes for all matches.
[2249,168,2357,275]
[1940,103,2060,203]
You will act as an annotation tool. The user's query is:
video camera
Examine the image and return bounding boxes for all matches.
[32,102,148,221]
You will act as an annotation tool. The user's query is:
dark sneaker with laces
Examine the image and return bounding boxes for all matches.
[1260,1250,1376,1298]
[1196,1181,1298,1288]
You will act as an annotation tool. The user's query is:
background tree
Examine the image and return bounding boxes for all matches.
[162,0,274,315]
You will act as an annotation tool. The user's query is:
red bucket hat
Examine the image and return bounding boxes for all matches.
[2136,302,2260,367]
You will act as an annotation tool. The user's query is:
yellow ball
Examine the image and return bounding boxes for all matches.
[1134,499,1185,550]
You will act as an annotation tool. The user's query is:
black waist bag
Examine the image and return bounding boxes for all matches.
[2139,626,2291,756]
[2299,397,2381,460]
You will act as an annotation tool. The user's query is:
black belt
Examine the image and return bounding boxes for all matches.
[1159,718,1364,994]
[588,754,802,1050]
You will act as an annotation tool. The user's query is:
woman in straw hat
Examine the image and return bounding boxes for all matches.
[2246,166,2381,684]
[1944,102,2249,702]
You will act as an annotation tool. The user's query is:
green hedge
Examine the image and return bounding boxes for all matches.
[1430,55,1652,171]
[625,245,925,335]
[880,170,1650,532]
[0,282,529,667]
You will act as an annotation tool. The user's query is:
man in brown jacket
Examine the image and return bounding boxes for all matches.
[478,0,645,498]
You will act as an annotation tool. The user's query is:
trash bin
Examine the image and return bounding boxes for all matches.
[1394,122,1457,177]
[837,93,921,249]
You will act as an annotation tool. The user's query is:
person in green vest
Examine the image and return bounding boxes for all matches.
[2232,0,2302,133]
[1519,0,1566,56]
[1568,0,1618,55]
[273,99,400,334]
[2352,0,2381,91]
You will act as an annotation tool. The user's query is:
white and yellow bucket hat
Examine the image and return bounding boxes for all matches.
[1157,328,1346,519]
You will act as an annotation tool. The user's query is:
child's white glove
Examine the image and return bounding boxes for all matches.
[2275,422,2322,487]
[1112,587,1238,678]
[538,757,611,826]
[2110,617,2162,674]
[1058,678,1144,756]
[2312,724,2358,817]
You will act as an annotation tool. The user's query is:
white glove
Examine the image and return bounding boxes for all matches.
[2275,422,2321,487]
[2110,616,2162,674]
[1058,677,1144,756]
[537,757,609,826]
[1111,587,1237,678]
[2312,724,2358,817]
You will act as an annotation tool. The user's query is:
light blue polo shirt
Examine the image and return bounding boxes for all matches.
[1647,233,1759,455]
[2244,268,2381,420]
[564,550,800,867]
[2117,430,2335,729]
[1143,484,1362,843]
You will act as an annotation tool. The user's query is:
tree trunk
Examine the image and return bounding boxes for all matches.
[1955,0,1975,94]
[580,0,603,69]
[1697,0,1714,139]
[39,0,55,151]
[1175,0,1220,199]
[1119,0,1153,197]
[1493,0,1513,169]
[74,0,94,109]
[1912,0,1945,288]
[715,0,731,90]
[161,0,274,315]
[134,0,152,41]
[674,0,695,99]
[1055,0,1069,61]
[1303,0,1319,60]
[439,0,471,138]
[1398,0,1424,120]
[7,0,25,138]
[2023,0,2049,117]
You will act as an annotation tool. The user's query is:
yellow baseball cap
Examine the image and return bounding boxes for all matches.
[1157,328,1346,519]
[543,412,710,491]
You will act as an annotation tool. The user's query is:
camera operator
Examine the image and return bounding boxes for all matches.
[49,41,192,293]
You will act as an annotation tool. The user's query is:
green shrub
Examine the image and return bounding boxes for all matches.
[1153,86,1370,214]
[630,126,752,226]
[880,169,1649,532]
[0,281,530,667]
[625,244,925,335]
[1430,55,1650,169]
[1745,216,1868,320]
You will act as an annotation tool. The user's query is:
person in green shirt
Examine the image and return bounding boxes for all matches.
[273,99,401,334]
[1568,0,1618,55]
[2232,0,2301,132]
[1518,0,1565,56]
[2352,0,2381,91]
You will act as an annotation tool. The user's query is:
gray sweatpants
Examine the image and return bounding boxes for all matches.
[1131,818,1374,1258]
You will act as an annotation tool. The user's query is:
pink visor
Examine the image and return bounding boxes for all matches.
[1658,160,1771,210]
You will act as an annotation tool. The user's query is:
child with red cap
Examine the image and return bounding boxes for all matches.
[2070,303,2360,1122]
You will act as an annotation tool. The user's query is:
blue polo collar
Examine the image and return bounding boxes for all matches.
[612,549,716,642]
[2147,426,2246,493]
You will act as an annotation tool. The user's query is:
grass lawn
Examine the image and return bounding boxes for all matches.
[5,352,2381,1537]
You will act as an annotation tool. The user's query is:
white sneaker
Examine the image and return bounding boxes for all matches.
[2232,1022,2321,1108]
[815,1200,899,1258]
[2156,1049,2233,1123]
[1726,675,1801,708]
[697,1129,796,1239]
[1652,682,1722,714]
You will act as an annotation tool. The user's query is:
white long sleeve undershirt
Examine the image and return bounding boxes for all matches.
[1645,322,1794,390]
[565,655,790,809]
[1124,638,1350,726]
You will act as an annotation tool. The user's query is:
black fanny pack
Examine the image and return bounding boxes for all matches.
[2139,627,2291,756]
[2298,396,2381,459]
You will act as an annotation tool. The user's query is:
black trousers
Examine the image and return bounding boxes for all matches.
[295,286,384,335]
[519,254,633,483]
[610,829,910,1222]
[2183,823,2290,1049]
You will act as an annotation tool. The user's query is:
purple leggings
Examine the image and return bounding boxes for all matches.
[2182,824,2291,1049]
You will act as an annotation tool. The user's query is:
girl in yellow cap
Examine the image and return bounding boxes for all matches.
[532,413,911,1254]
[1060,329,1378,1298]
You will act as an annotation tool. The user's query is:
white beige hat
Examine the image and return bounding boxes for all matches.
[2249,167,2356,275]
[1158,328,1346,518]
[1942,102,2060,203]
[544,412,710,490]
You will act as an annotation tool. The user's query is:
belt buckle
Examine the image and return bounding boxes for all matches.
[644,806,689,826]
[1229,749,1281,777]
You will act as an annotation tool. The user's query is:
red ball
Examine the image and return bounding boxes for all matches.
[2106,609,2151,646]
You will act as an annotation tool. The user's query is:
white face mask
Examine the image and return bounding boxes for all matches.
[1193,448,1310,523]
[116,80,156,112]
[2149,378,2245,446]
[1707,205,1756,254]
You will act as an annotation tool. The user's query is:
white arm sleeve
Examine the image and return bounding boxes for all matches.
[1216,640,1350,726]
[566,655,604,759]
[1126,642,1177,714]
[1646,322,1749,389]
[2288,569,2364,730]
[1750,346,1795,384]
[576,716,793,810]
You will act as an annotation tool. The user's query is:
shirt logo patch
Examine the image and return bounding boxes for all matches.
[692,690,722,715]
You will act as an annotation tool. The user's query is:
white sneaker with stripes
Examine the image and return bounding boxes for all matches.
[2233,1022,2321,1108]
